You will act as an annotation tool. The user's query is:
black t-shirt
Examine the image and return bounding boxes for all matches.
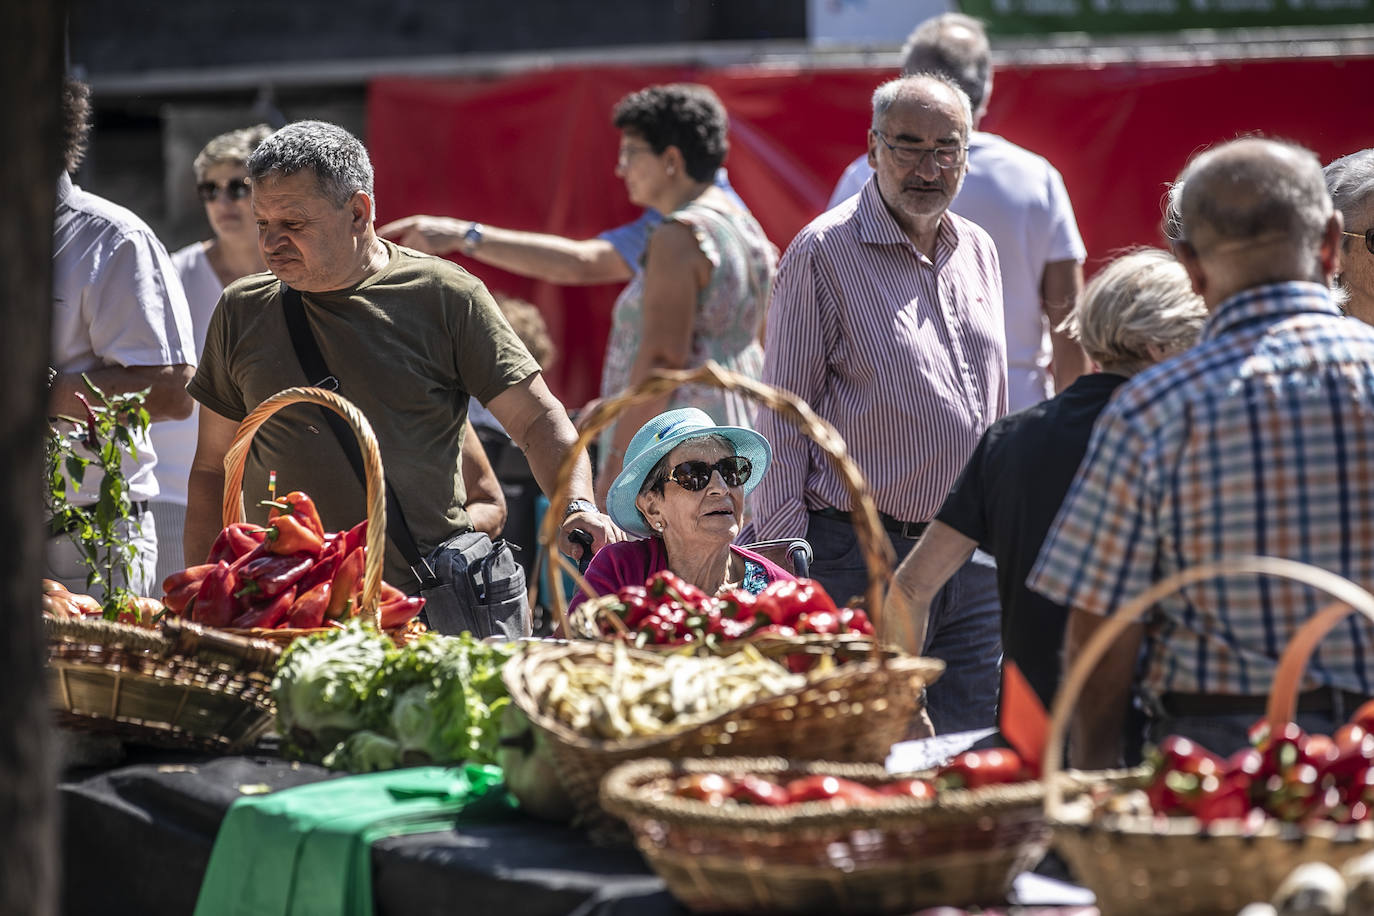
[935,372,1128,707]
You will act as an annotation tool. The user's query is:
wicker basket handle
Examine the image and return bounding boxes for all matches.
[221,386,387,625]
[537,361,896,642]
[1041,555,1374,816]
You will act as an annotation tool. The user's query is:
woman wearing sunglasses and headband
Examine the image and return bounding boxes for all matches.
[151,124,272,582]
[570,408,793,613]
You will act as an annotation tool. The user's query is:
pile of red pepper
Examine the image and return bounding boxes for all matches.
[671,749,1030,808]
[160,491,424,631]
[1146,701,1374,825]
[594,571,875,651]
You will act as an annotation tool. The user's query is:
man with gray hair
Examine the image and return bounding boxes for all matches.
[886,248,1206,713]
[1324,148,1374,324]
[1029,137,1374,764]
[829,13,1088,413]
[185,121,618,632]
[752,73,1006,734]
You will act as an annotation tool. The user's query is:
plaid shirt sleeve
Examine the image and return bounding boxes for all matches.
[1027,402,1162,616]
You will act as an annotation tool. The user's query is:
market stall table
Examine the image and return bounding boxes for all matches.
[58,737,1093,916]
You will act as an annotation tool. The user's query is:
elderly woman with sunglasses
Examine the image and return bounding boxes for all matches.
[150,124,273,582]
[570,408,793,612]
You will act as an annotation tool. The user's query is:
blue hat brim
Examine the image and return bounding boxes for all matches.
[605,418,772,539]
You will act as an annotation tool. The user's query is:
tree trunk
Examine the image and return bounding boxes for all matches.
[1,3,66,915]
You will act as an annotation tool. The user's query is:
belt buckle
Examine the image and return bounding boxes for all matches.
[898,520,922,540]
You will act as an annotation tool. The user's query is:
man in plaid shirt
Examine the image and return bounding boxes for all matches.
[1029,137,1374,765]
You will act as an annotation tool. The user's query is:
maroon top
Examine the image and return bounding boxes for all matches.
[568,538,794,615]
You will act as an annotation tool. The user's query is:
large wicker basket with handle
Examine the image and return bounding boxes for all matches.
[216,386,399,645]
[1044,556,1374,916]
[503,639,943,839]
[47,615,281,751]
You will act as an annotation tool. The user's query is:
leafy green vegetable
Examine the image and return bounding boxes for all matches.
[271,624,517,773]
[321,730,401,773]
[271,620,392,750]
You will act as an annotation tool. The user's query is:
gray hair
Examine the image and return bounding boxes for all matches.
[193,124,273,182]
[900,13,992,117]
[1059,248,1207,375]
[247,120,375,210]
[872,73,973,139]
[1323,149,1374,310]
[1173,138,1331,256]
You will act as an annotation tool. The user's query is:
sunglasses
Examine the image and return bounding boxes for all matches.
[657,456,753,491]
[197,178,251,203]
[1344,229,1374,256]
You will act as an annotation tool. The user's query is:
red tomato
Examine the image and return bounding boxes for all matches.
[937,749,1027,790]
[881,778,936,801]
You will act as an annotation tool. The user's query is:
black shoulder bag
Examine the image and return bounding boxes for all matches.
[279,283,530,638]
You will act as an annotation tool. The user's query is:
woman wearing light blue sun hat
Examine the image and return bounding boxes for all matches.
[570,407,794,614]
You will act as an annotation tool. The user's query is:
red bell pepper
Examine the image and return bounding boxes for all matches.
[296,536,343,593]
[326,548,366,619]
[716,589,757,621]
[262,490,325,540]
[265,514,324,557]
[881,778,937,801]
[161,564,215,615]
[729,775,792,806]
[230,588,295,629]
[1349,699,1374,734]
[784,775,881,805]
[645,570,708,610]
[193,561,238,628]
[286,582,331,629]
[936,748,1029,791]
[674,773,734,804]
[754,578,839,628]
[839,607,876,636]
[796,609,841,635]
[234,554,314,599]
[1192,775,1253,824]
[206,522,268,564]
[379,594,426,629]
[342,519,368,556]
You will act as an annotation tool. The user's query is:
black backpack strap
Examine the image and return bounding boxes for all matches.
[279,282,440,587]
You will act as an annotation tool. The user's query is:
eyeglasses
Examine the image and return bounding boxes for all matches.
[870,131,966,170]
[616,144,656,168]
[196,178,251,203]
[1343,229,1374,255]
[657,456,753,492]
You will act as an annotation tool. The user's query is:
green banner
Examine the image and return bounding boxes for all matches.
[961,0,1374,34]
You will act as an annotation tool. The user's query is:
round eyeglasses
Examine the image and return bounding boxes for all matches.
[197,178,251,203]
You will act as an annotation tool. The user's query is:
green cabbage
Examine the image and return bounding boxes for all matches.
[271,624,516,772]
[271,620,392,746]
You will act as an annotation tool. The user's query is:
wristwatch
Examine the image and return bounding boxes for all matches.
[461,222,484,255]
[565,499,598,519]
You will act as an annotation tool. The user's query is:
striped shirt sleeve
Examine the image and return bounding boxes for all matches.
[751,233,832,540]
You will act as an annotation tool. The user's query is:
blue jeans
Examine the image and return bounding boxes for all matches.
[805,511,1003,735]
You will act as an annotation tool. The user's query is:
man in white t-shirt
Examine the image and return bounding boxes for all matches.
[48,80,197,596]
[829,14,1088,412]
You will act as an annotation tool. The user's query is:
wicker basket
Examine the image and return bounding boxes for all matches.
[214,386,396,645]
[503,640,942,838]
[1043,556,1374,916]
[536,361,903,646]
[601,756,1121,914]
[47,615,281,751]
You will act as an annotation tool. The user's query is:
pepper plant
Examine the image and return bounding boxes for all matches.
[45,373,152,620]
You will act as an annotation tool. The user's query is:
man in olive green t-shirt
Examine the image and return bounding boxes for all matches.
[184,121,619,592]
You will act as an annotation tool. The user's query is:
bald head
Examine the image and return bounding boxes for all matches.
[1173,138,1336,299]
[900,13,992,118]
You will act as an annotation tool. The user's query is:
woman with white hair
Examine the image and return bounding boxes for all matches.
[885,248,1207,716]
[1324,148,1374,324]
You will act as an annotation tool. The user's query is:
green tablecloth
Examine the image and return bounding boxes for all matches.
[193,764,512,916]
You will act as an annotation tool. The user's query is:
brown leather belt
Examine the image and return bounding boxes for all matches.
[811,506,928,540]
[1160,687,1370,718]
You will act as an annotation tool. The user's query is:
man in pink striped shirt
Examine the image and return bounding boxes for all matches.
[751,73,1007,734]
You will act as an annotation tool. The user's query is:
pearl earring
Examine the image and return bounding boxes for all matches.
[655,523,664,531]
[666,165,675,176]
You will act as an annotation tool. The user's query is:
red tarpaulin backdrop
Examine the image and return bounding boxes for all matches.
[369,58,1373,408]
